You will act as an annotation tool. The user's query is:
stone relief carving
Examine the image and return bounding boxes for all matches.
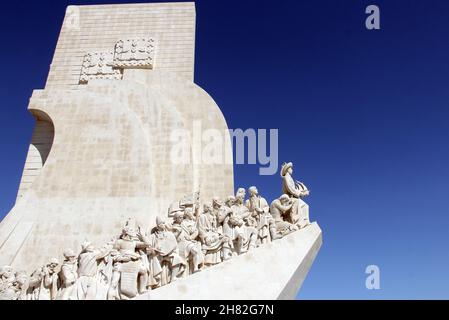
[79,37,156,84]
[113,38,156,69]
[79,52,123,84]
[280,162,311,228]
[0,162,312,300]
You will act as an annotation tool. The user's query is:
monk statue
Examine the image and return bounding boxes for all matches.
[280,162,311,228]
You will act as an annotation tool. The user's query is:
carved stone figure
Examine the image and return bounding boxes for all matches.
[0,182,310,300]
[245,186,280,244]
[0,267,30,300]
[217,196,236,260]
[0,266,17,300]
[107,222,148,300]
[230,188,258,254]
[270,194,298,236]
[26,267,44,300]
[281,162,311,228]
[38,258,60,300]
[58,249,78,300]
[148,217,186,287]
[171,208,203,274]
[13,271,29,300]
[77,241,112,300]
[197,204,227,266]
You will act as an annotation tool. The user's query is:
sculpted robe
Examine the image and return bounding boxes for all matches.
[173,220,203,263]
[228,204,258,253]
[57,260,77,300]
[38,269,59,300]
[77,246,111,300]
[197,212,223,265]
[245,195,272,241]
[149,229,185,286]
[282,172,310,228]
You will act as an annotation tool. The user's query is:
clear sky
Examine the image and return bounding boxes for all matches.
[1,0,449,299]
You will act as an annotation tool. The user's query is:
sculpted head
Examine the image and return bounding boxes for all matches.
[48,258,59,271]
[203,203,212,213]
[281,162,293,177]
[173,211,184,224]
[279,194,291,205]
[156,216,168,231]
[235,188,246,203]
[63,249,77,262]
[225,195,235,207]
[212,197,222,209]
[121,226,137,240]
[248,186,258,197]
[184,207,195,220]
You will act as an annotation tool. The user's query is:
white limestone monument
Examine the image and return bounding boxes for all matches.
[0,2,322,300]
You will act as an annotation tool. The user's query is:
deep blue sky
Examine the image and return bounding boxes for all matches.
[1,0,449,299]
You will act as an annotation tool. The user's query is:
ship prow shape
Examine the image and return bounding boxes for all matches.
[135,222,322,300]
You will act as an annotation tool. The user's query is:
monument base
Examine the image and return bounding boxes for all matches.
[135,222,322,300]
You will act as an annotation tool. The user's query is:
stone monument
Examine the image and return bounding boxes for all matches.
[0,2,322,300]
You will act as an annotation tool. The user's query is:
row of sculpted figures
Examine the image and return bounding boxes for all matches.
[0,162,311,300]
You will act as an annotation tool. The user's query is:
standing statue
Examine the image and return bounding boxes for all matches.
[197,203,227,266]
[231,188,258,253]
[171,208,204,274]
[58,249,78,300]
[38,258,60,300]
[212,197,234,260]
[107,222,149,300]
[148,217,186,287]
[77,241,112,300]
[26,267,45,300]
[217,196,236,260]
[245,186,280,244]
[270,194,298,236]
[280,162,311,228]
